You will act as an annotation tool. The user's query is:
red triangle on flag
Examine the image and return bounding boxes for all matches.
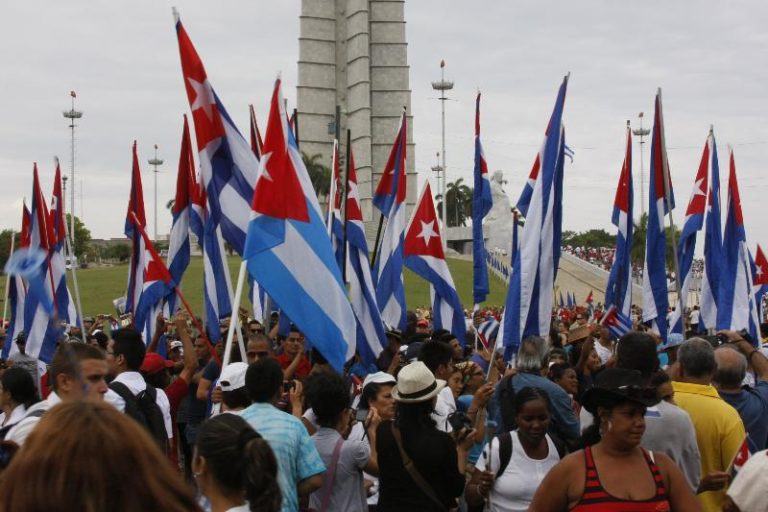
[755,244,768,286]
[250,79,309,222]
[404,182,445,259]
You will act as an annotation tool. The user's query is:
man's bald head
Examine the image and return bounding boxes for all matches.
[713,346,747,390]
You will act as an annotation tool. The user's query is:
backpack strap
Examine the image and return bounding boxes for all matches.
[391,424,446,511]
[108,381,133,403]
[316,436,344,512]
[495,431,513,479]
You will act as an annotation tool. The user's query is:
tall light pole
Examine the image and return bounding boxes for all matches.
[432,59,453,248]
[632,112,650,220]
[430,151,443,217]
[148,144,164,241]
[62,90,82,250]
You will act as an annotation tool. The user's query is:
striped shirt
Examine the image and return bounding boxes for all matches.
[239,402,325,512]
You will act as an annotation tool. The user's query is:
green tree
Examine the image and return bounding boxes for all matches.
[104,243,131,262]
[436,178,473,227]
[631,212,681,269]
[0,229,21,271]
[562,229,614,249]
[65,214,92,260]
[301,151,332,200]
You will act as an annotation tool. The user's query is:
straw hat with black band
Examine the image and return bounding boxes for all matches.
[391,361,446,403]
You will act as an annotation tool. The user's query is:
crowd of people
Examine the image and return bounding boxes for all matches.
[0,303,767,512]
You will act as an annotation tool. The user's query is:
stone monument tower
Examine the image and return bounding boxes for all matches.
[297,0,416,233]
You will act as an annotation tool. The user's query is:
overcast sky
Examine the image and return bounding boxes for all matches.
[1,1,766,254]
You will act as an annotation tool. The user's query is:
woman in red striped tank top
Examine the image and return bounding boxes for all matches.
[530,369,700,511]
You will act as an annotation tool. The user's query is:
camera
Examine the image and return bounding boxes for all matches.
[355,408,369,423]
[701,334,728,347]
[447,411,472,432]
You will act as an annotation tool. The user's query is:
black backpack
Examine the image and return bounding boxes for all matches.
[109,382,168,452]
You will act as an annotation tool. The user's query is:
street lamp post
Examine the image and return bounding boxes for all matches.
[148,145,164,242]
[432,60,453,247]
[62,91,82,251]
[632,112,650,219]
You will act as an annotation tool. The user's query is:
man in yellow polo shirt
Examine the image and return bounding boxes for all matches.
[673,337,746,512]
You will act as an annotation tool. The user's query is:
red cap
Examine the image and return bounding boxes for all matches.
[140,353,174,375]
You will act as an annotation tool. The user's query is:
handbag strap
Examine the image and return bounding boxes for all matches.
[317,436,345,512]
[391,424,447,511]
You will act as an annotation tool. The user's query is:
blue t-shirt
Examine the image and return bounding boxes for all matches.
[719,381,768,452]
[457,394,484,464]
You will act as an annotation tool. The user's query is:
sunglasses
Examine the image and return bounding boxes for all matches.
[247,351,270,359]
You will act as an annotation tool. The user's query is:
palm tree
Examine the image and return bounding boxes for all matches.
[436,178,473,227]
[631,212,682,269]
[302,151,332,201]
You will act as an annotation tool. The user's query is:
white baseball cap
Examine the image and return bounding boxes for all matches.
[218,362,248,392]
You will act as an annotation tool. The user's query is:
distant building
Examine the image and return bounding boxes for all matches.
[297,0,416,237]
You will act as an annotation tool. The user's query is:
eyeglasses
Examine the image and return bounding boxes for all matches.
[247,351,269,359]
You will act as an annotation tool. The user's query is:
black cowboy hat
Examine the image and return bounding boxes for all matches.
[581,368,660,414]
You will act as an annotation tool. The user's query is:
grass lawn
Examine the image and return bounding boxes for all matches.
[0,257,508,318]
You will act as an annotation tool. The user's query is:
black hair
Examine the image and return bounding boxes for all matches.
[547,363,574,382]
[418,342,453,374]
[395,400,436,431]
[616,332,659,380]
[650,370,671,388]
[577,393,627,448]
[310,347,328,366]
[431,329,450,343]
[245,359,283,403]
[87,331,109,350]
[196,414,281,512]
[513,386,552,418]
[111,329,146,371]
[359,381,393,410]
[222,388,252,410]
[305,372,349,428]
[0,367,38,408]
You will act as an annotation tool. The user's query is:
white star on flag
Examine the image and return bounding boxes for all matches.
[418,220,438,246]
[347,180,360,206]
[757,265,764,278]
[258,152,273,182]
[188,77,216,121]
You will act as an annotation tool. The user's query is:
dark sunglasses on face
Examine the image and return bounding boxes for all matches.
[248,351,269,359]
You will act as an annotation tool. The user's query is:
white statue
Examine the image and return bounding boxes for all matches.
[483,170,513,255]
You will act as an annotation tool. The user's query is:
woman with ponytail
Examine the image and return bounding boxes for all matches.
[194,414,281,512]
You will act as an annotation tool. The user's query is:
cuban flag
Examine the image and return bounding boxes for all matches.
[124,143,150,332]
[669,130,711,334]
[165,115,194,315]
[604,123,634,319]
[752,244,768,322]
[717,150,759,343]
[642,91,675,342]
[700,133,725,332]
[3,204,30,360]
[329,139,345,271]
[244,78,356,371]
[601,305,633,339]
[23,164,62,363]
[175,15,258,257]
[558,291,565,309]
[472,92,493,307]
[404,183,466,344]
[477,317,500,348]
[567,291,574,308]
[345,149,387,364]
[500,75,568,356]
[373,110,408,330]
[131,212,177,337]
[48,160,78,327]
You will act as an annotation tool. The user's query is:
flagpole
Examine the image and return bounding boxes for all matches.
[656,88,686,331]
[223,260,248,366]
[342,129,351,282]
[65,233,85,329]
[173,286,221,367]
[327,140,338,236]
[369,214,385,269]
[2,232,14,324]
